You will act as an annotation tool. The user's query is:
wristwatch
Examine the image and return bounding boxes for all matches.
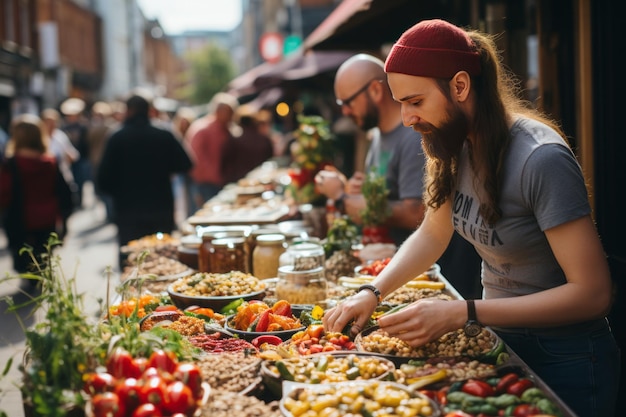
[464,300,482,337]
[358,284,382,304]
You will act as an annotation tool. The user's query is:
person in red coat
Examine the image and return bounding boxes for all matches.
[0,114,74,277]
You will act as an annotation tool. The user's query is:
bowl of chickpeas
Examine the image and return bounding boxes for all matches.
[167,271,267,312]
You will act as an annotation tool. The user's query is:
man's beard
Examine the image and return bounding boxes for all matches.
[359,95,379,131]
[415,102,469,162]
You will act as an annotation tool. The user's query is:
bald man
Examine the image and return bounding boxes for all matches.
[317,53,424,245]
[316,53,482,298]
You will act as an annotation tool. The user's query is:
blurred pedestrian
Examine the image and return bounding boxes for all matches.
[96,93,192,267]
[171,107,197,217]
[184,92,238,212]
[0,114,74,281]
[60,97,91,209]
[223,104,274,184]
[88,101,116,220]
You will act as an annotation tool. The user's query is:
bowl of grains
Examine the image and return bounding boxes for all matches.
[167,271,266,312]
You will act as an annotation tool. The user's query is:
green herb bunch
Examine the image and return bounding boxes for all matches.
[360,168,391,226]
[323,216,359,258]
[1,234,102,416]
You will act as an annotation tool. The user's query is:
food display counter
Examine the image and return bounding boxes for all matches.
[108,230,577,417]
[93,164,579,417]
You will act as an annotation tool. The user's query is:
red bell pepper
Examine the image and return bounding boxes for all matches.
[251,335,283,348]
[506,378,534,397]
[461,379,495,398]
[271,300,292,317]
[495,372,519,394]
[254,309,272,332]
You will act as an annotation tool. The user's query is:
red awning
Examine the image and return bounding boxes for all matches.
[303,0,444,52]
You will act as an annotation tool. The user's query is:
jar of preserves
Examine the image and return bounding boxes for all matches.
[247,227,281,272]
[276,265,327,305]
[279,241,326,271]
[198,230,248,272]
[252,233,286,279]
[207,236,249,273]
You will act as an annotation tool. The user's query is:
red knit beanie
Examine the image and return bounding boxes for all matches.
[384,19,481,78]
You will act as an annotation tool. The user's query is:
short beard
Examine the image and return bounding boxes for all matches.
[360,95,379,131]
[416,102,469,163]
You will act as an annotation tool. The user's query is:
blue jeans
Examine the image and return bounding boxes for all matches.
[496,321,620,417]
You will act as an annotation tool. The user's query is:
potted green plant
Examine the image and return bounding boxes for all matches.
[359,168,393,244]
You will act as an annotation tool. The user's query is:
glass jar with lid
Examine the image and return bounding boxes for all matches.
[279,241,326,271]
[208,236,248,273]
[252,233,286,279]
[275,265,327,305]
[199,229,248,272]
[247,226,281,272]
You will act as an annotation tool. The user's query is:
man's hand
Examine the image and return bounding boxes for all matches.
[346,171,365,194]
[314,169,347,200]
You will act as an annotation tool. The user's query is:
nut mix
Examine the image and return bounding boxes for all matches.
[359,328,497,358]
[195,353,262,393]
[171,271,266,297]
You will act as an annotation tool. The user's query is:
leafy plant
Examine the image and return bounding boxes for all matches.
[0,234,103,416]
[323,216,359,258]
[360,167,391,226]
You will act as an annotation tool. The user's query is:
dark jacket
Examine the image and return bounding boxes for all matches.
[96,116,192,238]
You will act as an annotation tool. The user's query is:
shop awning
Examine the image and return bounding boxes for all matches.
[227,50,353,98]
[303,0,442,52]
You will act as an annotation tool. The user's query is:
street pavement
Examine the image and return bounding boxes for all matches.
[0,182,121,416]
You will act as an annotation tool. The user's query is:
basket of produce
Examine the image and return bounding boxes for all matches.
[167,271,266,311]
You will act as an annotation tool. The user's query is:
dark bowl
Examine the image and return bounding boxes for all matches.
[167,284,266,312]
[223,305,309,342]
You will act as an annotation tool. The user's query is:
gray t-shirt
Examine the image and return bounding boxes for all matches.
[365,124,424,244]
[453,117,590,299]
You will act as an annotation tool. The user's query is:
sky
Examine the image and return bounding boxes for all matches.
[136,0,243,34]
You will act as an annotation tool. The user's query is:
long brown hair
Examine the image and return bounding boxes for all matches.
[6,114,48,156]
[424,30,567,226]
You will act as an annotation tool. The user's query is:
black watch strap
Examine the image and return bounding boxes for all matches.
[464,300,482,337]
[467,299,477,321]
[358,284,382,304]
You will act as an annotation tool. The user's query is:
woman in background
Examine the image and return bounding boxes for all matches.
[0,114,73,282]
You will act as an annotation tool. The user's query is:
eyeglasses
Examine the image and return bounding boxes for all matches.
[336,79,383,107]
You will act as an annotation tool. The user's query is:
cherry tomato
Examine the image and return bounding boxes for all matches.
[165,381,196,416]
[134,357,149,374]
[444,412,472,417]
[107,347,142,379]
[91,392,125,417]
[147,349,178,374]
[83,372,116,395]
[173,363,203,400]
[132,403,163,417]
[141,375,168,406]
[113,377,142,413]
